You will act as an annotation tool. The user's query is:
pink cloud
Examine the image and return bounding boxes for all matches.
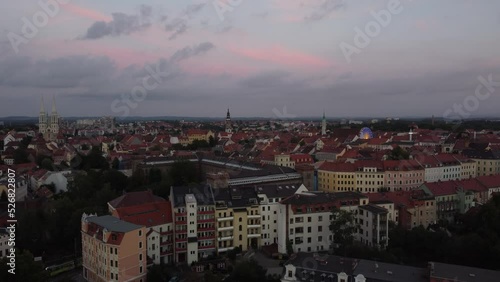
[415,20,438,31]
[63,3,112,22]
[228,45,332,68]
[179,61,255,77]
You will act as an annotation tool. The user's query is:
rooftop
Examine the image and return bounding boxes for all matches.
[86,215,142,233]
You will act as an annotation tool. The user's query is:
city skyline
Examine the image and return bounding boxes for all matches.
[1,0,500,118]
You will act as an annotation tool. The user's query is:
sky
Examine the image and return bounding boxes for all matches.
[0,0,499,119]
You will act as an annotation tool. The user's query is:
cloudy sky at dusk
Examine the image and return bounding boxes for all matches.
[1,0,499,119]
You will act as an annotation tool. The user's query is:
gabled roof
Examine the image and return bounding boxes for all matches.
[109,190,165,208]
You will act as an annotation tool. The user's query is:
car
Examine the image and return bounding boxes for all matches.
[168,276,179,282]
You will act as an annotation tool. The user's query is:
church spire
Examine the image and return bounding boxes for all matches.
[40,96,45,113]
[226,108,230,119]
[51,95,57,113]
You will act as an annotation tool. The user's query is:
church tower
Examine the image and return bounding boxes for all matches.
[49,96,59,140]
[321,111,326,136]
[39,96,47,135]
[38,96,59,141]
[225,108,233,134]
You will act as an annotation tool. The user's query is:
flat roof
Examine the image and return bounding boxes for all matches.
[86,215,142,233]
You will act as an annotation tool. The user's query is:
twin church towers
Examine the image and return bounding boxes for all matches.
[38,96,59,141]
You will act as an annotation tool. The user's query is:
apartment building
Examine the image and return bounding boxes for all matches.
[108,191,174,265]
[368,190,436,229]
[357,205,389,248]
[214,187,262,254]
[281,252,429,282]
[355,161,385,193]
[463,148,500,176]
[420,181,475,222]
[383,160,425,191]
[170,185,217,264]
[417,155,464,183]
[81,214,147,282]
[277,191,389,254]
[317,162,357,193]
[256,183,308,247]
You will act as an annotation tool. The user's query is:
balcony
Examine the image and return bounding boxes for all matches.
[199,245,216,250]
[218,246,234,253]
[218,226,234,231]
[160,230,173,235]
[248,234,260,238]
[175,229,187,234]
[198,210,215,215]
[160,240,173,246]
[175,212,187,216]
[248,224,261,229]
[198,235,216,240]
[248,214,261,219]
[175,238,187,242]
[217,217,234,222]
[160,250,173,256]
[175,220,187,225]
[198,226,216,232]
[175,248,187,252]
[198,218,215,223]
[217,236,233,241]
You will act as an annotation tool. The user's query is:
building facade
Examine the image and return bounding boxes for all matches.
[81,214,147,282]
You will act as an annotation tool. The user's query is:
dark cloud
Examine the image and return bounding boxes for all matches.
[165,3,206,40]
[169,42,215,62]
[304,0,346,22]
[0,55,116,88]
[185,3,206,17]
[240,70,291,88]
[83,5,153,39]
[165,18,188,40]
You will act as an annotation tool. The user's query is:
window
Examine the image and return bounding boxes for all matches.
[308,217,311,222]
[139,254,142,261]
[140,266,143,273]
[318,226,322,232]
[239,235,242,240]
[239,225,242,231]
[139,242,143,248]
[318,216,322,222]
[139,230,142,236]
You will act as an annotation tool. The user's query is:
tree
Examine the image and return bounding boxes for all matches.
[329,207,359,251]
[41,158,54,171]
[0,249,48,282]
[169,160,199,186]
[286,239,294,255]
[387,146,410,160]
[149,168,163,184]
[112,157,120,169]
[146,264,170,281]
[13,148,29,164]
[209,135,216,147]
[0,190,7,202]
[225,259,267,282]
